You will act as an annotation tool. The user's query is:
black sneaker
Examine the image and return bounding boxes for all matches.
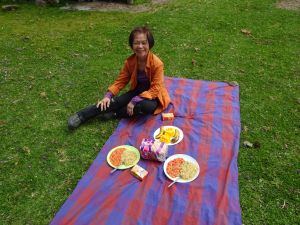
[68,113,82,130]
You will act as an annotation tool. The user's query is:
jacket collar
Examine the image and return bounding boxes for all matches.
[145,51,152,69]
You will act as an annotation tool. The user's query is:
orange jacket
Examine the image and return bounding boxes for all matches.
[108,51,171,114]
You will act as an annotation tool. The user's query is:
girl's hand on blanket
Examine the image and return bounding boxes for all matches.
[97,97,111,111]
[127,102,135,116]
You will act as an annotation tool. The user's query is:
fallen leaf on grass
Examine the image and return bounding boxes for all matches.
[281,200,287,209]
[12,99,22,104]
[261,126,271,131]
[16,47,25,51]
[192,59,197,65]
[243,141,253,148]
[241,28,251,35]
[40,92,47,97]
[22,146,31,154]
[49,102,58,106]
[225,81,239,86]
[21,36,30,41]
[2,4,19,11]
[242,125,249,133]
[238,69,245,73]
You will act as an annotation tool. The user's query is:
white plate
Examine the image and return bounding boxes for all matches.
[163,154,200,183]
[153,126,184,145]
[107,145,140,169]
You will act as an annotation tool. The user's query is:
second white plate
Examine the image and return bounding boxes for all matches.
[163,154,200,183]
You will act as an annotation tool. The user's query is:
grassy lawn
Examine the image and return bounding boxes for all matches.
[0,0,299,224]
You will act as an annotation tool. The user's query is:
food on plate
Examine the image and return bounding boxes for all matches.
[109,148,126,167]
[166,157,185,178]
[166,158,198,180]
[171,128,180,143]
[109,148,137,167]
[155,126,180,144]
[122,150,138,166]
[180,161,199,180]
[154,126,164,139]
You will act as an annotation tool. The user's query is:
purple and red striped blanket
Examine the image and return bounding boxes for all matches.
[51,77,242,225]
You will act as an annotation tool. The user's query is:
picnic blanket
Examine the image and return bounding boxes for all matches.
[51,77,242,225]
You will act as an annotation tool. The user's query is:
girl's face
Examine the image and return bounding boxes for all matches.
[132,32,149,61]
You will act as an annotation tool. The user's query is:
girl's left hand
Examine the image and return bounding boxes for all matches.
[127,102,135,116]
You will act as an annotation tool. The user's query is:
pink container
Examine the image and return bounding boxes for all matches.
[139,138,168,162]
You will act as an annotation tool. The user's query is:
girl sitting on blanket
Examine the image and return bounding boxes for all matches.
[68,26,171,130]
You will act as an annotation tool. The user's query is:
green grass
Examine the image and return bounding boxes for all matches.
[0,0,299,224]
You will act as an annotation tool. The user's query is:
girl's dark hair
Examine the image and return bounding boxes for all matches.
[128,26,155,49]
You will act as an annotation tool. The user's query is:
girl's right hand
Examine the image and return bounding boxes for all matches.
[97,97,111,111]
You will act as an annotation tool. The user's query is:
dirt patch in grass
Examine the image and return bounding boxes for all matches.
[60,0,170,12]
[61,0,300,12]
[276,0,300,10]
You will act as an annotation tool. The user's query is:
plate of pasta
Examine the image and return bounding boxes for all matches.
[107,145,140,169]
[164,154,200,183]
